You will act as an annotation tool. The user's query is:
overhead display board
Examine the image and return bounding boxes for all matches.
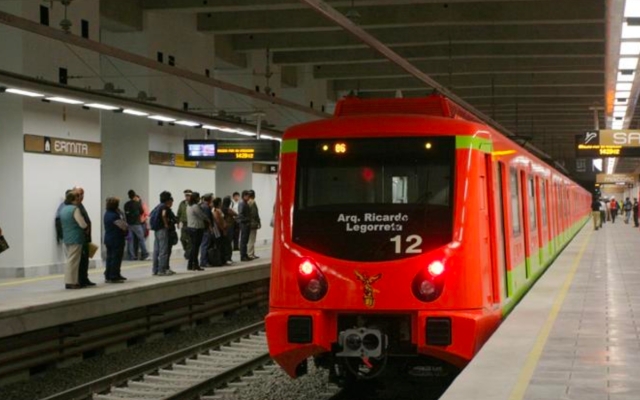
[595,173,636,185]
[575,130,640,158]
[184,140,279,162]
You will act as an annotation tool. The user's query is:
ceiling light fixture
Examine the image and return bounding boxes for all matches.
[6,88,44,97]
[123,109,149,116]
[148,115,176,122]
[45,96,84,104]
[85,103,120,111]
[175,120,201,127]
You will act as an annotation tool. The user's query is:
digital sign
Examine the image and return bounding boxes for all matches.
[184,140,279,162]
[575,130,640,158]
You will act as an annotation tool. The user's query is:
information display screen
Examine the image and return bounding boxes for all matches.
[184,140,279,161]
[575,130,640,158]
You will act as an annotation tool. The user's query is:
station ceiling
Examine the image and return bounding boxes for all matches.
[138,0,607,168]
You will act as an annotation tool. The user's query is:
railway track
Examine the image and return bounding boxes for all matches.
[42,322,270,400]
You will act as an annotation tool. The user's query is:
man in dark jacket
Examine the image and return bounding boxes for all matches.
[591,197,601,231]
[74,187,96,287]
[124,190,149,261]
[238,190,252,261]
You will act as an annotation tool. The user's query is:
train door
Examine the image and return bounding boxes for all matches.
[488,158,508,303]
[537,177,549,266]
[520,171,539,278]
[479,156,493,306]
[507,167,525,294]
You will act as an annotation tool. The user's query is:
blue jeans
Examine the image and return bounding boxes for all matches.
[200,230,211,267]
[153,229,169,274]
[128,224,149,260]
[105,241,124,280]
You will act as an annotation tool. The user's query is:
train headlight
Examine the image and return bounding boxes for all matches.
[297,259,328,301]
[412,260,445,302]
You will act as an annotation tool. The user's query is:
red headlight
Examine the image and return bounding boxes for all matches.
[412,260,445,302]
[297,260,328,301]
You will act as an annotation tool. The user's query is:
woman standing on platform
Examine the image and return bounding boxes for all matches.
[103,197,128,283]
[186,192,206,271]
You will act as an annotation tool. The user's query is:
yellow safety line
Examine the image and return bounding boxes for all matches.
[508,229,593,400]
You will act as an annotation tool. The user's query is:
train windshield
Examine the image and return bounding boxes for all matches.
[293,137,455,261]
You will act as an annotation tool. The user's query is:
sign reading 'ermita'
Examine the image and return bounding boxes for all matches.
[24,134,102,158]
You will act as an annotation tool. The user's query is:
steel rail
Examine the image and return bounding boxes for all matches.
[299,0,568,174]
[0,10,328,119]
[41,321,265,400]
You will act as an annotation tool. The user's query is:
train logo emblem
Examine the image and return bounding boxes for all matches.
[584,131,598,144]
[355,271,382,308]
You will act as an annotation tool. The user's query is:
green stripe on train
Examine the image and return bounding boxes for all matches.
[455,136,493,153]
[502,216,589,317]
[281,139,298,154]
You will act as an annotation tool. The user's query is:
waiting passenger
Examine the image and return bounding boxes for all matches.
[176,190,192,259]
[124,190,150,261]
[73,187,96,287]
[222,196,236,263]
[238,190,251,261]
[151,191,176,276]
[60,191,87,289]
[633,198,639,227]
[104,197,128,283]
[199,193,214,268]
[231,192,241,251]
[247,190,261,260]
[212,197,230,265]
[186,192,207,271]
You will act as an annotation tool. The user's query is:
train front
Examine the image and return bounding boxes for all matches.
[266,116,498,385]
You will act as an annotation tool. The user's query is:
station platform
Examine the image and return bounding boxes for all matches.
[0,246,272,339]
[441,219,640,400]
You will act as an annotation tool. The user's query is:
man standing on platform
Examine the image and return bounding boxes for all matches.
[74,187,96,287]
[124,190,150,261]
[633,198,639,228]
[177,189,192,259]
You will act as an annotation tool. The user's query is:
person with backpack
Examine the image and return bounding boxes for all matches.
[151,191,176,276]
[103,197,128,283]
[610,197,618,223]
[624,197,632,224]
[124,190,150,261]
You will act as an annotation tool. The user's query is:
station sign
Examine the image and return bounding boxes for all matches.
[595,173,636,185]
[184,140,279,162]
[576,130,640,158]
[24,134,102,159]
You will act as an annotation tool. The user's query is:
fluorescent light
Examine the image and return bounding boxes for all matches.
[148,115,176,122]
[612,123,624,130]
[219,127,240,133]
[616,82,633,91]
[202,124,222,130]
[614,105,628,112]
[622,22,640,39]
[618,71,635,81]
[614,111,627,118]
[6,88,44,97]
[45,96,83,105]
[235,130,256,137]
[619,57,638,69]
[616,91,631,98]
[625,1,640,17]
[175,120,201,127]
[85,103,120,111]
[621,42,640,55]
[123,109,149,116]
[260,134,274,140]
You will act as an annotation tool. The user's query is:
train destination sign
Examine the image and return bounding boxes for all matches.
[576,130,640,158]
[184,139,279,162]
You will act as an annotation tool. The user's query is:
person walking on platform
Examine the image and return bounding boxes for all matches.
[624,197,632,224]
[74,187,96,287]
[247,190,261,260]
[60,191,87,289]
[124,190,150,261]
[177,190,192,260]
[151,191,176,276]
[186,192,207,271]
[591,196,601,231]
[599,198,606,228]
[633,198,639,228]
[104,197,128,283]
[610,197,618,223]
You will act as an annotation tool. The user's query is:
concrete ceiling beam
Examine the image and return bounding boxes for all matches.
[333,73,604,92]
[197,1,603,34]
[313,58,604,79]
[273,42,604,65]
[229,24,604,52]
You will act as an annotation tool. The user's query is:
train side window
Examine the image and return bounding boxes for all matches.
[540,180,547,227]
[509,168,521,235]
[528,176,537,230]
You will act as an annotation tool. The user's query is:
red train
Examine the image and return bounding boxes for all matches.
[265,95,590,384]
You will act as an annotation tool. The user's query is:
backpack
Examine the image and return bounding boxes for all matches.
[149,205,164,231]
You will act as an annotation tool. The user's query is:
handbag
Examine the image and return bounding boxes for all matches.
[0,235,9,254]
[169,229,178,246]
[88,242,99,258]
